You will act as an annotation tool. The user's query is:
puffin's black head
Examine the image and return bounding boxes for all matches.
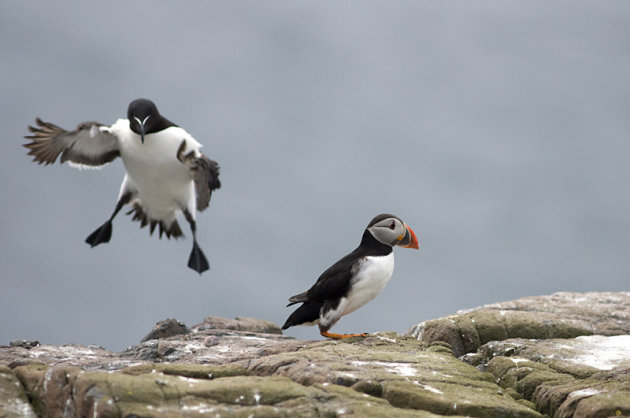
[366,213,419,249]
[127,98,161,144]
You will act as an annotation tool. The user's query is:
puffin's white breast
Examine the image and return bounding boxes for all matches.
[343,253,395,316]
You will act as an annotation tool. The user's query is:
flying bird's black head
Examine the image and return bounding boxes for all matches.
[127,98,176,143]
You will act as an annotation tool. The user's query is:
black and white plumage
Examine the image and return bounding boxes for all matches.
[24,98,221,274]
[282,214,419,339]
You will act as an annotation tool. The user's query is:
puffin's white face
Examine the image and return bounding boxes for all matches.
[367,216,419,249]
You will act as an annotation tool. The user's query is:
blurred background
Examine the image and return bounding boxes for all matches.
[1,1,629,351]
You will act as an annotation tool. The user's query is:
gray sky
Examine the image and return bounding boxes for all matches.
[1,1,629,351]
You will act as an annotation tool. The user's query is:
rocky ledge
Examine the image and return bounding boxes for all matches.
[1,291,629,417]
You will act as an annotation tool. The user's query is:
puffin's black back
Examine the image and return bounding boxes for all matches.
[282,224,394,330]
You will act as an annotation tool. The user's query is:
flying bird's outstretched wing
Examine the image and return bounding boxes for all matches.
[191,155,221,211]
[176,140,221,211]
[24,118,120,167]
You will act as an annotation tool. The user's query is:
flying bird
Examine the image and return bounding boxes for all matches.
[24,98,221,274]
[282,214,419,339]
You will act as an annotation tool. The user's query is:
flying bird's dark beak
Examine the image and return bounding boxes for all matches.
[139,123,146,144]
[398,223,419,249]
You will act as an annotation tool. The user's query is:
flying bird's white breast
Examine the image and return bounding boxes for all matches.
[343,253,395,316]
[109,119,202,221]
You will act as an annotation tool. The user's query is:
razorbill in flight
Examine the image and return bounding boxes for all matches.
[282,214,419,339]
[24,98,221,274]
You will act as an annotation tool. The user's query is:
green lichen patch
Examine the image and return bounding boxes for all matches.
[381,380,542,418]
[0,367,37,418]
[122,363,249,379]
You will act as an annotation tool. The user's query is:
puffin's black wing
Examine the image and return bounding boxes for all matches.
[24,118,120,167]
[176,141,221,211]
[282,251,362,330]
[288,250,363,306]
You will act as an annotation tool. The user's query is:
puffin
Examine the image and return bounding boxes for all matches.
[24,98,221,274]
[282,213,419,339]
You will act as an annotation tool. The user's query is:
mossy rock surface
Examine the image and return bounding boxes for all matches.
[2,293,629,417]
[1,331,542,417]
[406,291,630,356]
[0,366,37,418]
[481,335,630,418]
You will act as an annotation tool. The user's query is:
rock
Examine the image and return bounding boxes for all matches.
[479,335,630,418]
[121,324,301,364]
[0,317,541,417]
[120,339,161,361]
[247,334,542,417]
[141,318,189,342]
[406,291,630,357]
[3,334,541,417]
[2,343,133,372]
[0,366,37,418]
[121,363,250,379]
[9,340,39,349]
[1,295,629,417]
[192,316,283,335]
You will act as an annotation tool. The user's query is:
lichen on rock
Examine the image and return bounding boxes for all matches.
[1,293,629,417]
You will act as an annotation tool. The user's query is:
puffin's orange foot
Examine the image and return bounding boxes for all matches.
[320,330,369,339]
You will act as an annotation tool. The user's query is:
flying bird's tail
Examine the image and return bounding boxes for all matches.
[127,204,183,239]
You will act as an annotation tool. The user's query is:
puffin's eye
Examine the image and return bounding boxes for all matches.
[389,222,396,230]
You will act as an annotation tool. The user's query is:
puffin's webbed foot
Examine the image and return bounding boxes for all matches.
[320,330,369,339]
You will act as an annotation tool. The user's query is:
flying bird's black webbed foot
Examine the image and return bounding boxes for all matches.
[188,241,209,274]
[85,221,113,247]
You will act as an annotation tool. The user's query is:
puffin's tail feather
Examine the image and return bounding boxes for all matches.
[286,291,309,307]
[282,301,321,330]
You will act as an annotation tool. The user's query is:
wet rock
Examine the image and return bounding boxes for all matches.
[141,318,189,342]
[406,291,630,357]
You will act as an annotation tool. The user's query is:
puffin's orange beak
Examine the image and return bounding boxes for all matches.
[399,224,419,249]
